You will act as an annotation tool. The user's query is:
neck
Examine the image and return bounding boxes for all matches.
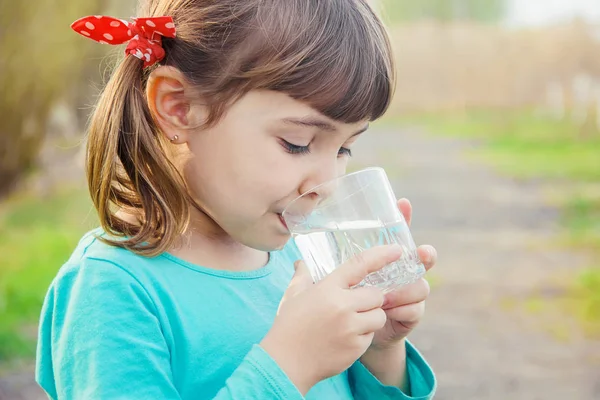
[115,207,268,271]
[169,206,269,272]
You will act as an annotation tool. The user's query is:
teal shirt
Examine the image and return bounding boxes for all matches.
[36,229,436,399]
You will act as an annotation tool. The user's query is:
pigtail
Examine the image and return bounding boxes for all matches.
[87,56,189,256]
[83,0,395,256]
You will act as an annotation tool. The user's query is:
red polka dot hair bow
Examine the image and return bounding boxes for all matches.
[71,15,176,68]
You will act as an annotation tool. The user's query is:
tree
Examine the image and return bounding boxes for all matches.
[0,1,109,198]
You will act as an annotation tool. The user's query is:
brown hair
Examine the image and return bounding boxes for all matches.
[87,0,396,256]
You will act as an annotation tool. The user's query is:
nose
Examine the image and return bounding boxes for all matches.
[298,158,341,200]
[282,159,343,227]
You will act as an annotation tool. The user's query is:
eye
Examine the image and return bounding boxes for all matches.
[280,139,311,155]
[338,147,352,157]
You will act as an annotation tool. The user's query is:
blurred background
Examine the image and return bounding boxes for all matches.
[0,0,598,398]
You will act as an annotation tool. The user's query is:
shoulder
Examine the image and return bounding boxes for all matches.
[52,228,160,298]
[42,229,165,331]
[66,227,146,268]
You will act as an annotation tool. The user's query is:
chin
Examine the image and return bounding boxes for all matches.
[243,231,291,252]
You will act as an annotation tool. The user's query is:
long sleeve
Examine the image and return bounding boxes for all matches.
[35,258,304,400]
[348,340,436,400]
[213,345,303,399]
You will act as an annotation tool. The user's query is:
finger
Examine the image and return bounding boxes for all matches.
[286,260,314,296]
[397,198,412,227]
[348,286,385,312]
[356,308,387,335]
[384,301,426,326]
[417,245,437,271]
[328,244,403,288]
[382,278,430,310]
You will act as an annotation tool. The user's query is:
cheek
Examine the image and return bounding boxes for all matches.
[242,149,303,203]
[184,137,301,215]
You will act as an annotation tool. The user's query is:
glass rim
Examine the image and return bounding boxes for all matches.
[281,166,385,218]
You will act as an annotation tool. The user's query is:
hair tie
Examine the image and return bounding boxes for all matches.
[71,15,176,68]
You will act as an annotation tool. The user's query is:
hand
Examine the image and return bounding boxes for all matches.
[261,245,404,395]
[370,198,437,351]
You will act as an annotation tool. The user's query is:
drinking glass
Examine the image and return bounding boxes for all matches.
[282,167,426,293]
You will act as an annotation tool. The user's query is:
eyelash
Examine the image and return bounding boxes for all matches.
[280,140,352,157]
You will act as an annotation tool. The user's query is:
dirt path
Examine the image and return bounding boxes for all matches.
[355,127,600,399]
[0,365,41,400]
[2,126,599,399]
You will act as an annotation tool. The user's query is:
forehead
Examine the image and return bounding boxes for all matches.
[233,90,369,131]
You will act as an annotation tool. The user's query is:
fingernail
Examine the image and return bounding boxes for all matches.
[426,246,435,261]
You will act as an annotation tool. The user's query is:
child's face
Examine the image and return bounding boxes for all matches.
[184,90,368,251]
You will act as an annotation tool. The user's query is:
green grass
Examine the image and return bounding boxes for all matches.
[382,109,600,181]
[563,195,600,249]
[566,268,600,336]
[382,108,600,336]
[473,144,600,182]
[0,185,95,361]
[384,109,600,229]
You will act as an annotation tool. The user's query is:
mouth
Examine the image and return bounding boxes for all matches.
[277,213,288,230]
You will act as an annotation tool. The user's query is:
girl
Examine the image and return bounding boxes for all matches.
[36,0,438,398]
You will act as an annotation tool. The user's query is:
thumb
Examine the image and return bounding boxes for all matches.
[285,260,313,296]
[277,261,313,316]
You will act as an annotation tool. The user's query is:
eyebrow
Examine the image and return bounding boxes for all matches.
[281,117,369,136]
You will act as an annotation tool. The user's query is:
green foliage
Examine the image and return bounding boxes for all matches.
[0,186,95,360]
[380,0,507,25]
[0,1,106,197]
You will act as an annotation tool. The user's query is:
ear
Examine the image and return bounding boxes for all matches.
[146,66,205,144]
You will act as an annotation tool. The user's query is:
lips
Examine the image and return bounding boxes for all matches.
[277,213,288,230]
